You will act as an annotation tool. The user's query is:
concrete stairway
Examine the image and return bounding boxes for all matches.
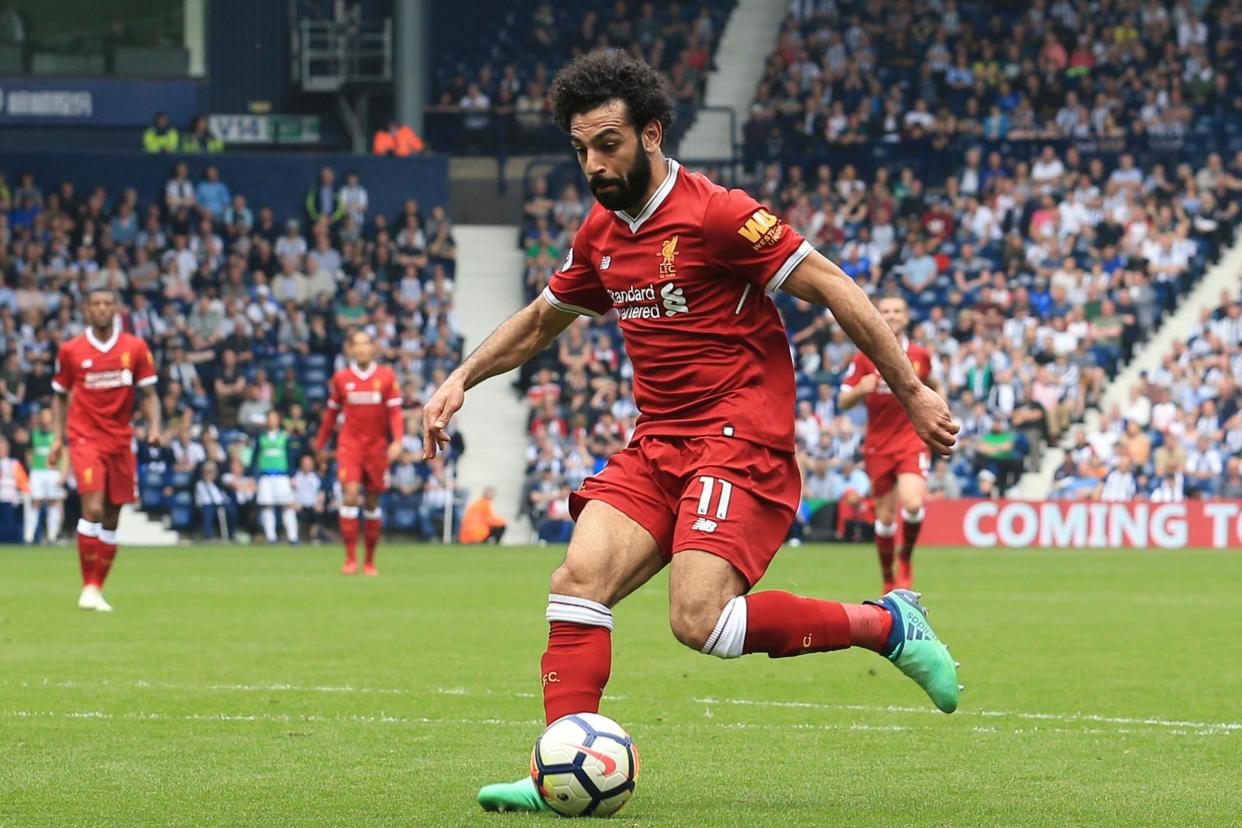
[451,225,534,542]
[679,0,788,160]
[1019,229,1242,498]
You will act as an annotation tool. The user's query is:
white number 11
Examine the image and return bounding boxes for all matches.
[695,476,733,520]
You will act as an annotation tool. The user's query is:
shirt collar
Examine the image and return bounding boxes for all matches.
[351,361,377,380]
[614,158,680,233]
[85,320,121,353]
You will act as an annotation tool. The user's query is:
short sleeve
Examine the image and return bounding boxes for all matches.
[52,343,73,393]
[135,343,158,387]
[327,375,342,409]
[385,372,403,407]
[704,188,814,293]
[543,235,612,319]
[839,352,870,392]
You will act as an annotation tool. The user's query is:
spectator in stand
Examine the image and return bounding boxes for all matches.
[195,166,231,222]
[338,171,368,226]
[143,111,179,153]
[195,460,235,539]
[292,454,327,543]
[372,120,426,156]
[304,167,345,224]
[180,115,224,153]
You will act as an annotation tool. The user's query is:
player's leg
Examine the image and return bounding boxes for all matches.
[90,498,123,612]
[479,486,670,814]
[361,489,382,575]
[279,476,299,544]
[71,445,105,609]
[894,459,929,590]
[257,476,278,543]
[23,497,42,544]
[868,453,900,592]
[47,494,64,543]
[673,443,958,713]
[338,465,363,573]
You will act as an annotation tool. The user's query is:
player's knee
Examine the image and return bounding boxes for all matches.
[668,592,728,652]
[549,559,611,606]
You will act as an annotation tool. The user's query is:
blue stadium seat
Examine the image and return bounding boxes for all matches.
[304,384,328,403]
[169,470,194,491]
[169,492,195,531]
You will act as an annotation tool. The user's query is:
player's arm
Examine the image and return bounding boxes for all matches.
[142,386,162,446]
[782,253,958,455]
[837,356,878,411]
[315,379,341,456]
[386,379,405,461]
[423,296,576,459]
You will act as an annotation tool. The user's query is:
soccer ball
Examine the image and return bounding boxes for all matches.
[530,713,639,817]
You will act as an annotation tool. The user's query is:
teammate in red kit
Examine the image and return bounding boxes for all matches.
[50,288,161,612]
[315,330,404,575]
[840,295,941,593]
[419,51,961,812]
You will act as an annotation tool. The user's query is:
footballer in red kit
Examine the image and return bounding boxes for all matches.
[51,288,161,612]
[315,330,404,575]
[840,296,940,593]
[419,51,962,813]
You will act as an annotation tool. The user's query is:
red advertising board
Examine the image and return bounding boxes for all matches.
[922,499,1242,549]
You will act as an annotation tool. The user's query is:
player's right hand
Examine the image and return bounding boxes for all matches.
[906,384,960,457]
[854,374,879,395]
[423,377,465,460]
[48,438,63,465]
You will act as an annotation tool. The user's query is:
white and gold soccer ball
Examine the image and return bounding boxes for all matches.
[530,713,639,817]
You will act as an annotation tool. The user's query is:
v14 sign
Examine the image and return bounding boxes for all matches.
[922,500,1242,549]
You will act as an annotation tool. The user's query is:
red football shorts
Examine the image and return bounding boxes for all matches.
[863,444,930,497]
[70,442,136,505]
[337,447,389,494]
[569,435,800,587]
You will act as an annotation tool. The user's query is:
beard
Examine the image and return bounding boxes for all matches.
[588,149,653,212]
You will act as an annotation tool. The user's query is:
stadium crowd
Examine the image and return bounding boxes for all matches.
[1052,290,1242,501]
[745,0,1241,161]
[516,134,1242,540]
[426,0,734,152]
[0,164,467,543]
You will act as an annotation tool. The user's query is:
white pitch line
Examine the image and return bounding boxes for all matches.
[694,697,1242,734]
[2,709,1230,739]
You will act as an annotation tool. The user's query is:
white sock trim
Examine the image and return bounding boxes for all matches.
[702,595,747,659]
[364,508,382,520]
[99,529,118,546]
[339,506,360,519]
[902,507,926,524]
[874,520,898,538]
[77,519,101,538]
[546,593,613,631]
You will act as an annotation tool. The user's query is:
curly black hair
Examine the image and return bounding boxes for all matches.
[549,48,675,136]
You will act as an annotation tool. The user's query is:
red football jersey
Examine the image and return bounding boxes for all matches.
[544,160,812,452]
[52,326,157,453]
[326,362,402,451]
[840,340,932,454]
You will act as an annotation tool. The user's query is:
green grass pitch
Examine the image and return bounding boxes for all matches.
[2,542,1240,826]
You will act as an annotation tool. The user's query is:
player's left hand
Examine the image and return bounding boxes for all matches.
[387,440,403,462]
[149,430,163,448]
[904,384,959,456]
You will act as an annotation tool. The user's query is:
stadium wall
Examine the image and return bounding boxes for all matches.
[922,500,1242,550]
[0,150,450,217]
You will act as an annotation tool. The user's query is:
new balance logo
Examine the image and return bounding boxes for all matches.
[600,255,611,270]
[691,518,718,533]
[661,282,689,316]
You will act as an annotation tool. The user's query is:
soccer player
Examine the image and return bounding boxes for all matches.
[315,330,404,575]
[50,288,160,612]
[254,409,299,544]
[839,295,939,593]
[25,408,67,544]
[419,51,962,813]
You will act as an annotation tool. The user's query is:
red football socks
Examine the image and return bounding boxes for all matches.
[900,510,924,563]
[95,529,118,588]
[363,514,382,566]
[76,519,100,587]
[744,591,892,656]
[541,620,612,725]
[339,509,360,565]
